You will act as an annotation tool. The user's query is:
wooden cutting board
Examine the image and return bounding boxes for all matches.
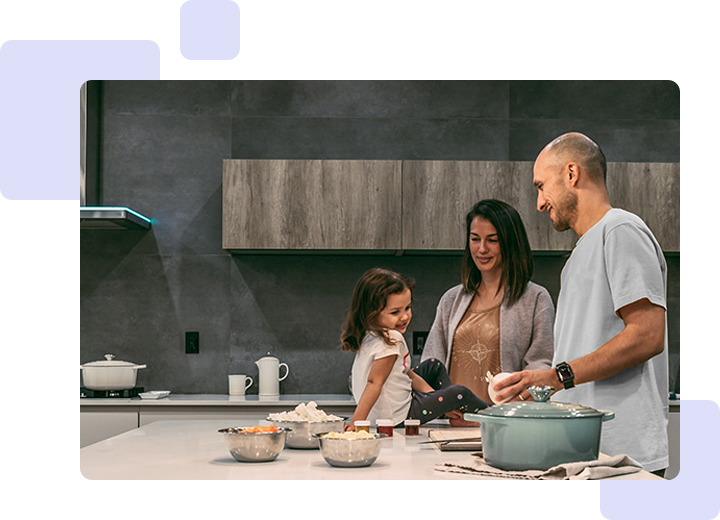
[427,428,483,451]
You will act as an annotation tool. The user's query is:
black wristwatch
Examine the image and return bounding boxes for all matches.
[555,361,575,389]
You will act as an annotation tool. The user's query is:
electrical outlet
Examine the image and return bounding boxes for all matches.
[185,331,199,354]
[412,331,429,355]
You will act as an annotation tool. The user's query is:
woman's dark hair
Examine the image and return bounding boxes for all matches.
[341,268,415,352]
[461,199,534,306]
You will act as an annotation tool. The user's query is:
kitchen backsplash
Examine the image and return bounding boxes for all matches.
[80,80,680,395]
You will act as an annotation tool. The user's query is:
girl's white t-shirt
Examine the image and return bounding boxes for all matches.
[351,329,412,426]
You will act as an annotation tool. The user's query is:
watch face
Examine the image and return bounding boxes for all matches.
[557,364,573,380]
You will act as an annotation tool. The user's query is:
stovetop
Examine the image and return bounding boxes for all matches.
[81,387,144,398]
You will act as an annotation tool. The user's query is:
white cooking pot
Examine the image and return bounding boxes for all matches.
[80,354,147,390]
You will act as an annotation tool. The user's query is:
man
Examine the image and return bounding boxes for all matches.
[494,131,669,474]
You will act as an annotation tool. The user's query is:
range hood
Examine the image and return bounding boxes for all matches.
[80,206,152,230]
[80,81,152,230]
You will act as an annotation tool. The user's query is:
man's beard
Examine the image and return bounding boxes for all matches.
[551,188,578,232]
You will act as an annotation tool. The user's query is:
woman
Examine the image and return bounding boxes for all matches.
[421,199,554,416]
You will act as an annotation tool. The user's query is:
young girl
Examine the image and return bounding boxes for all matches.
[341,267,489,430]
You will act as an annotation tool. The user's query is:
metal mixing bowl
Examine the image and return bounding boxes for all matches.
[218,427,289,462]
[316,433,386,467]
[267,418,345,449]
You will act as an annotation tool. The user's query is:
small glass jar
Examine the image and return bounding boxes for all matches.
[404,419,420,436]
[376,419,394,436]
[355,420,371,433]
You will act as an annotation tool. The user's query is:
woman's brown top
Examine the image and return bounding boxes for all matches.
[448,301,502,403]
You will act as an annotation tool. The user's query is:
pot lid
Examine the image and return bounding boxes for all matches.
[82,354,140,367]
[476,385,605,419]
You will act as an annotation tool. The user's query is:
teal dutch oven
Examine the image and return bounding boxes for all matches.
[464,385,614,471]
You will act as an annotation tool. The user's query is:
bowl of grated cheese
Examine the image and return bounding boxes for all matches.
[315,430,387,467]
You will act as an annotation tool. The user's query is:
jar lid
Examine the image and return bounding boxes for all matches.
[355,420,371,426]
[404,419,420,425]
[475,385,604,419]
[376,419,393,426]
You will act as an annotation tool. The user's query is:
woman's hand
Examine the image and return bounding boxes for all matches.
[344,422,356,432]
[443,410,479,427]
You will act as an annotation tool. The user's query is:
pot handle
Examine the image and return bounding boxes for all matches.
[599,410,615,422]
[135,365,147,370]
[279,363,289,381]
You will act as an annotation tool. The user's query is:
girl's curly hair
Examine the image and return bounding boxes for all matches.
[340,268,415,352]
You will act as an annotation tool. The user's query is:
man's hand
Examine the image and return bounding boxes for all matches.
[494,299,666,403]
[492,368,560,403]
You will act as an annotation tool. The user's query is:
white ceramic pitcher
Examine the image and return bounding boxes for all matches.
[255,353,289,396]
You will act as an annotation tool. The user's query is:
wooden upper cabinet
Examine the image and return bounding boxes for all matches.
[223,159,402,251]
[402,161,679,252]
[223,159,679,253]
[402,161,576,251]
[606,163,679,252]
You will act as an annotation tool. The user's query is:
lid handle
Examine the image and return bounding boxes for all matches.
[105,354,115,361]
[527,385,553,402]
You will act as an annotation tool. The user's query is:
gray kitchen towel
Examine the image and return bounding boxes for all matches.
[435,453,642,480]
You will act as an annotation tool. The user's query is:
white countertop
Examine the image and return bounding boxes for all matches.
[0,393,355,408]
[80,393,356,407]
[80,392,680,410]
[80,419,662,480]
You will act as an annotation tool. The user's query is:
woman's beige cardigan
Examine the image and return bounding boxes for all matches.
[420,281,555,372]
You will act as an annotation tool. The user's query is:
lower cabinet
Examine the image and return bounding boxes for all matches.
[666,406,680,479]
[78,410,140,448]
[0,407,138,462]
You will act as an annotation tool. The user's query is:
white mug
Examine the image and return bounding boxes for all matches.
[228,374,253,396]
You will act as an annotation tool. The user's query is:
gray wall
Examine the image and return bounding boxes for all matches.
[80,81,680,395]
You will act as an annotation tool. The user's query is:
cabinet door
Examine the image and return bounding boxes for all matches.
[223,160,402,251]
[607,163,679,252]
[402,160,680,252]
[402,161,575,251]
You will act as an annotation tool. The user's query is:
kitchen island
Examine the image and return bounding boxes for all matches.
[80,394,680,479]
[80,419,662,480]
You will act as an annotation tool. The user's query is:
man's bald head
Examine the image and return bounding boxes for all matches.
[540,132,607,185]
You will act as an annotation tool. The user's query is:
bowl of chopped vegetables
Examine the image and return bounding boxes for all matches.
[218,425,289,462]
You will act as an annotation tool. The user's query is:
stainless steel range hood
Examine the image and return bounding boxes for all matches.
[80,206,153,229]
[80,81,152,230]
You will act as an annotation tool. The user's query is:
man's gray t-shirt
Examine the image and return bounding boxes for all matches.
[553,208,669,471]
